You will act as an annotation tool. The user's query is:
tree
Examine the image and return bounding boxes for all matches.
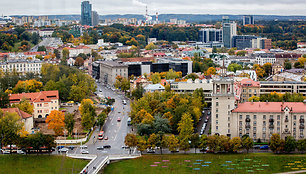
[151,73,161,84]
[199,135,208,153]
[37,46,46,52]
[145,42,157,50]
[177,113,194,141]
[229,137,242,152]
[62,48,69,63]
[14,99,34,115]
[284,136,296,153]
[64,113,75,137]
[269,134,284,153]
[97,112,107,128]
[207,135,220,152]
[296,139,306,153]
[45,110,65,136]
[263,63,272,76]
[152,115,171,134]
[248,96,260,102]
[284,62,292,70]
[12,79,43,93]
[74,57,84,66]
[125,133,138,154]
[44,80,57,91]
[228,63,243,73]
[236,50,247,56]
[179,137,190,153]
[190,133,200,153]
[206,67,216,76]
[54,49,60,59]
[31,32,40,45]
[147,133,158,149]
[0,91,9,108]
[0,110,23,151]
[167,134,179,153]
[137,136,147,154]
[242,136,253,153]
[79,99,96,130]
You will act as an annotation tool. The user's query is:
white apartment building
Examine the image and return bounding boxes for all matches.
[255,53,276,65]
[99,61,128,86]
[0,59,42,75]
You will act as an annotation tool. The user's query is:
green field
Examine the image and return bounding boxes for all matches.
[103,153,306,174]
[0,155,88,174]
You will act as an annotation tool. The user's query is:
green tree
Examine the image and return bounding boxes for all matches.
[190,133,200,153]
[0,91,9,108]
[145,42,157,50]
[79,99,96,130]
[284,136,296,153]
[229,137,242,152]
[44,80,57,91]
[284,62,292,69]
[269,134,285,153]
[242,136,253,153]
[152,115,171,134]
[177,113,194,141]
[236,50,247,56]
[64,113,75,137]
[199,135,208,153]
[14,99,34,115]
[137,136,147,155]
[296,139,306,153]
[151,73,161,84]
[37,46,46,52]
[179,137,190,153]
[228,63,243,73]
[97,112,107,128]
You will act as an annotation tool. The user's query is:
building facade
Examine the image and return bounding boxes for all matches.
[198,28,222,43]
[81,1,92,26]
[243,15,254,25]
[240,79,260,103]
[222,20,237,48]
[231,102,306,141]
[92,11,99,26]
[260,81,306,97]
[0,59,42,75]
[9,91,59,119]
[232,35,258,50]
[99,61,128,85]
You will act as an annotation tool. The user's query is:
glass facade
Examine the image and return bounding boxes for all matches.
[81,1,92,26]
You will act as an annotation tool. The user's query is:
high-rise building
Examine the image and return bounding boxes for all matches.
[232,35,258,50]
[243,15,254,25]
[199,28,223,43]
[81,1,92,26]
[92,11,99,26]
[222,18,237,48]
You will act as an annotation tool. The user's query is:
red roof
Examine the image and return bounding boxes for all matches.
[240,79,260,87]
[9,91,59,104]
[119,57,154,62]
[1,108,32,119]
[232,102,306,113]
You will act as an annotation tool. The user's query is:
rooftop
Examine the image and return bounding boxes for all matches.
[9,90,59,103]
[1,108,32,119]
[232,102,306,113]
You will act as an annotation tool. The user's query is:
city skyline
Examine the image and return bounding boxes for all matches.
[0,0,306,16]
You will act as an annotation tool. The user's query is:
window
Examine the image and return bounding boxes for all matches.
[239,121,242,126]
[216,108,218,113]
[239,127,242,131]
[216,126,218,130]
[246,115,250,119]
[249,89,252,92]
[216,102,219,106]
[228,117,230,121]
[253,133,256,139]
[228,105,230,109]
[228,123,230,127]
[253,127,256,132]
[277,121,280,126]
[253,115,257,119]
[277,115,280,120]
[253,121,257,126]
[277,127,280,132]
[263,121,266,126]
[228,129,230,133]
[216,120,218,124]
[270,115,273,119]
[263,133,266,138]
[216,114,218,118]
[294,115,297,120]
[263,127,266,132]
[239,115,242,119]
[294,122,296,126]
[263,115,266,119]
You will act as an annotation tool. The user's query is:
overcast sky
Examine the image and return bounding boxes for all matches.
[1,0,306,16]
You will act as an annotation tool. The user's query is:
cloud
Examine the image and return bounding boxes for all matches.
[132,0,147,7]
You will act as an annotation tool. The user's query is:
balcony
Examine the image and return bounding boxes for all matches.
[300,119,305,123]
[245,118,251,122]
[245,125,251,129]
[285,118,289,122]
[269,125,274,129]
[300,124,305,129]
[269,119,274,122]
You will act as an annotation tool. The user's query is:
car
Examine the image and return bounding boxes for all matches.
[80,145,88,149]
[103,145,111,148]
[117,117,121,122]
[260,145,269,150]
[170,150,179,153]
[68,146,75,150]
[118,111,121,113]
[207,111,211,115]
[104,136,108,140]
[97,146,104,150]
[122,100,127,105]
[59,148,69,152]
[57,145,65,150]
[17,150,25,154]
[146,149,155,153]
[81,150,89,154]
[122,146,130,149]
[2,150,10,154]
[204,119,208,123]
[253,145,261,149]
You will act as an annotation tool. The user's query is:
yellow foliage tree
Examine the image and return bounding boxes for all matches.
[45,110,65,136]
[206,67,216,76]
[79,99,94,116]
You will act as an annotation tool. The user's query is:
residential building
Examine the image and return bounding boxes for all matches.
[81,1,92,26]
[9,91,59,119]
[254,53,276,65]
[260,81,306,97]
[222,16,237,48]
[231,102,306,140]
[0,59,42,75]
[198,28,222,43]
[99,61,128,85]
[144,84,165,93]
[211,78,236,136]
[1,108,33,133]
[243,15,254,25]
[240,79,260,102]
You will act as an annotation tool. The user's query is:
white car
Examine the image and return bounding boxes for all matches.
[2,150,10,154]
[81,150,89,154]
[59,148,69,152]
[17,150,25,154]
[80,145,88,149]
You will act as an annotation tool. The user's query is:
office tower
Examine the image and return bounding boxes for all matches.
[81,1,92,26]
[92,11,99,26]
[243,15,254,25]
[199,28,223,43]
[222,16,237,48]
[232,35,258,50]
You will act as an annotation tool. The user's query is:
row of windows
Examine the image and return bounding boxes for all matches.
[240,115,304,120]
[0,63,41,68]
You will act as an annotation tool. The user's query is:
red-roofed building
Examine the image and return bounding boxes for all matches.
[240,79,260,102]
[1,108,33,133]
[231,102,306,140]
[9,91,59,119]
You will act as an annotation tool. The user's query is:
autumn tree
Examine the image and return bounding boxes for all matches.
[167,134,179,153]
[151,73,161,84]
[147,133,158,149]
[206,67,216,76]
[124,133,138,154]
[248,96,260,102]
[137,136,147,154]
[229,137,242,152]
[74,57,84,66]
[242,136,253,153]
[177,113,194,141]
[45,110,65,136]
[145,42,157,50]
[199,134,208,153]
[270,134,285,153]
[79,99,96,130]
[12,79,43,93]
[14,98,34,115]
[64,113,75,137]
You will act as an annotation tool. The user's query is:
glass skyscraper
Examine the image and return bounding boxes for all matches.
[81,1,92,26]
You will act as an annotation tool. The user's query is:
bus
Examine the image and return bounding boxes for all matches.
[98,131,104,140]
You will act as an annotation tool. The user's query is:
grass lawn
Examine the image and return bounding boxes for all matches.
[0,155,89,174]
[103,153,306,174]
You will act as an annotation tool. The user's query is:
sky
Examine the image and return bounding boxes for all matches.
[1,0,306,16]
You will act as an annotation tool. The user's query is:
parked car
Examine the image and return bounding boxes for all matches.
[260,145,269,150]
[2,150,10,154]
[103,145,111,149]
[253,145,261,149]
[57,146,65,150]
[207,111,211,115]
[81,150,89,154]
[59,148,69,152]
[146,149,155,153]
[122,146,130,149]
[80,145,88,149]
[97,146,104,150]
[68,146,75,150]
[17,150,25,154]
[170,149,179,153]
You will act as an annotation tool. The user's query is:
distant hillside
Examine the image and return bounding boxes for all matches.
[12,14,306,23]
